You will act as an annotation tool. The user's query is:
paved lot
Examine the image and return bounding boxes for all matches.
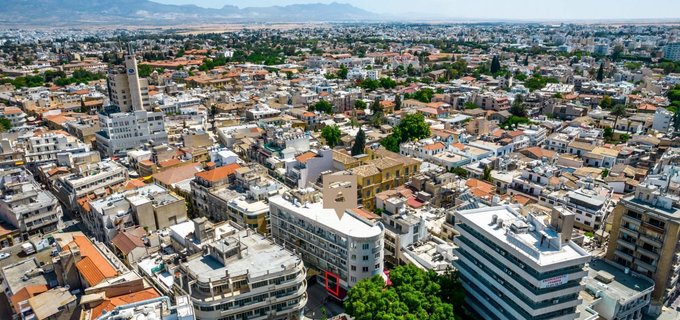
[303,281,345,320]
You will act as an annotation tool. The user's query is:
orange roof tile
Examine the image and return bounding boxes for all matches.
[10,285,48,313]
[158,158,181,168]
[423,142,445,151]
[124,179,146,190]
[195,163,241,183]
[67,235,117,286]
[76,257,106,286]
[90,288,160,319]
[295,151,317,164]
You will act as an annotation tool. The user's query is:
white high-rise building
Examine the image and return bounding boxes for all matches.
[269,189,384,300]
[664,43,680,61]
[107,43,150,112]
[453,205,591,320]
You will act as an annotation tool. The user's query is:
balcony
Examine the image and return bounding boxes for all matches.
[614,250,634,262]
[635,260,657,273]
[637,247,660,261]
[639,233,663,248]
[616,238,636,251]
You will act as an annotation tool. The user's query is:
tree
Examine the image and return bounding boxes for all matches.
[394,94,401,111]
[344,264,459,320]
[596,62,604,82]
[523,55,529,66]
[0,118,11,132]
[603,126,614,140]
[321,125,341,148]
[370,98,382,115]
[351,128,366,156]
[483,165,492,182]
[601,168,610,178]
[490,55,501,74]
[337,64,349,79]
[610,104,627,129]
[396,113,430,143]
[599,95,613,109]
[309,100,333,114]
[509,95,527,117]
[354,100,367,110]
[380,131,401,152]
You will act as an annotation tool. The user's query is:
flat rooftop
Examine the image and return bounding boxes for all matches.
[457,205,590,267]
[2,258,48,295]
[583,258,654,302]
[269,194,383,239]
[185,231,300,282]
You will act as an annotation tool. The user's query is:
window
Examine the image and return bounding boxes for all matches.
[351,254,356,260]
[351,265,356,271]
[363,255,368,261]
[362,267,369,272]
[362,243,369,250]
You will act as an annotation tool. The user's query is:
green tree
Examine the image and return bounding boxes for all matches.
[138,64,153,77]
[355,100,367,110]
[603,127,614,140]
[509,95,527,117]
[490,55,501,74]
[380,131,401,152]
[601,168,610,178]
[394,94,401,111]
[321,125,341,148]
[0,118,12,132]
[344,264,459,320]
[600,95,613,109]
[351,128,366,156]
[483,165,492,182]
[309,100,333,114]
[523,55,529,66]
[337,64,349,79]
[396,113,430,143]
[596,62,604,82]
[610,104,627,129]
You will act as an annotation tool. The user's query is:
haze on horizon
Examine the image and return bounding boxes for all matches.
[156,0,680,21]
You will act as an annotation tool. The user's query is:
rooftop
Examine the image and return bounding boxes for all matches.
[583,259,654,304]
[457,205,590,268]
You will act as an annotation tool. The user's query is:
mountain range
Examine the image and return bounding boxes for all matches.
[0,0,378,26]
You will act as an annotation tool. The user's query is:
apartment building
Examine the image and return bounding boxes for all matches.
[269,189,385,299]
[453,205,591,320]
[539,187,612,232]
[350,147,421,211]
[605,182,680,315]
[0,138,24,169]
[53,159,128,210]
[172,221,307,320]
[284,148,334,189]
[0,106,27,128]
[191,164,271,234]
[24,131,90,166]
[0,168,64,238]
[95,106,168,157]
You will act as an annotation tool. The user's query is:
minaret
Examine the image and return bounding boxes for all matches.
[124,43,144,111]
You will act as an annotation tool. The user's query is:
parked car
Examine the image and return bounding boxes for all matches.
[0,252,10,260]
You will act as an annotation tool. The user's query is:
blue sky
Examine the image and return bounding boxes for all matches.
[155,0,680,20]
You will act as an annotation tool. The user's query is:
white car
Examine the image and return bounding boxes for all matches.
[0,252,10,260]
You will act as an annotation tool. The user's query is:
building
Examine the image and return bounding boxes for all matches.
[269,189,385,299]
[581,258,654,320]
[0,138,24,169]
[652,107,673,133]
[107,44,150,112]
[24,131,89,166]
[190,163,273,235]
[16,287,77,320]
[0,106,27,128]
[171,221,307,320]
[0,168,64,238]
[605,182,680,314]
[94,295,195,320]
[95,106,168,157]
[125,183,188,232]
[664,43,680,61]
[53,159,128,210]
[453,205,591,320]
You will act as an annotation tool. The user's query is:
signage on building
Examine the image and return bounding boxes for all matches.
[539,274,569,289]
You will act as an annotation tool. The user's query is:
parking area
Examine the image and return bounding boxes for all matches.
[303,280,346,320]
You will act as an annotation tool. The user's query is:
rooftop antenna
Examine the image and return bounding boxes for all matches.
[127,42,134,56]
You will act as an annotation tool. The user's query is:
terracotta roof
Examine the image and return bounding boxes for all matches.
[10,284,48,313]
[111,227,146,255]
[512,194,532,206]
[66,235,117,286]
[352,208,380,220]
[158,158,181,168]
[423,142,445,151]
[295,151,317,164]
[90,288,160,319]
[195,163,241,183]
[406,196,426,208]
[153,162,202,185]
[124,179,146,190]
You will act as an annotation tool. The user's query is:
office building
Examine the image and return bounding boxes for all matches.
[664,43,680,61]
[24,131,89,166]
[269,189,385,299]
[95,106,168,157]
[453,205,591,320]
[107,43,150,112]
[54,159,128,210]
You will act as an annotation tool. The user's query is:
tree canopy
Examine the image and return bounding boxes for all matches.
[381,113,431,152]
[321,125,341,148]
[309,100,334,114]
[351,128,366,156]
[344,264,464,320]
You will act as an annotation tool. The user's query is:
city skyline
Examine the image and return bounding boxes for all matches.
[156,0,680,21]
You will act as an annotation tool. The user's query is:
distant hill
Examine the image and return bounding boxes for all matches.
[0,0,377,26]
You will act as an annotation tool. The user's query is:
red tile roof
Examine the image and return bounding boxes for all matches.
[195,163,241,183]
[90,288,160,319]
[10,285,48,313]
[66,235,118,286]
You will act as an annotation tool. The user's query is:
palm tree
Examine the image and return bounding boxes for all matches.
[610,104,627,131]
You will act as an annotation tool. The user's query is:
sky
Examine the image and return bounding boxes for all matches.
[155,0,680,20]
